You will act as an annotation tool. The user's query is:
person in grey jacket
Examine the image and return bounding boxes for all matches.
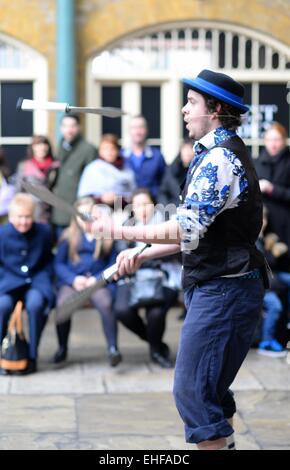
[78,134,135,206]
[52,115,97,237]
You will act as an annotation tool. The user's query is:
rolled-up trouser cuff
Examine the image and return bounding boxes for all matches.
[185,419,234,444]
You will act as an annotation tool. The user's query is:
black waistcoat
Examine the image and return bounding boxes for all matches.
[181,135,266,289]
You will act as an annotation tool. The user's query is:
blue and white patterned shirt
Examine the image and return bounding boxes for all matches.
[176,127,249,251]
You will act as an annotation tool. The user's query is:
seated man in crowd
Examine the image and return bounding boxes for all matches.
[257,206,289,357]
[0,194,54,374]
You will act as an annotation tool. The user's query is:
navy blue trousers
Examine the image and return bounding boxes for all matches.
[0,288,47,360]
[173,277,264,444]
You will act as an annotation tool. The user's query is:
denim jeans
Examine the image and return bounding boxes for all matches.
[276,271,290,307]
[262,290,283,342]
[173,277,264,443]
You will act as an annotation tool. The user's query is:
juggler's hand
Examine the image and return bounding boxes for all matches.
[114,248,144,280]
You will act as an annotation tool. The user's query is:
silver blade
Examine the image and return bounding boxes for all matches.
[22,181,93,222]
[68,106,125,118]
[54,277,107,324]
[55,243,151,324]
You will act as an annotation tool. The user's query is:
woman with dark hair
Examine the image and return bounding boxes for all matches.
[16,136,58,223]
[0,147,14,224]
[114,188,178,368]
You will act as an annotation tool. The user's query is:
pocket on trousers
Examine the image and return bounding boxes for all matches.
[196,280,225,296]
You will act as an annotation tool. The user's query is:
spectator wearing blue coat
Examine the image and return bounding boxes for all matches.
[53,197,122,367]
[122,116,166,198]
[0,194,54,374]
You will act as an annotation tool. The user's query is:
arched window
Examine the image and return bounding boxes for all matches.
[86,22,290,160]
[0,34,48,172]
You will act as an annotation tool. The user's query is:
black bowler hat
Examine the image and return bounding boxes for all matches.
[182,69,249,114]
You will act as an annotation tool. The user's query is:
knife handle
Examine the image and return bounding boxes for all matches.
[102,243,151,282]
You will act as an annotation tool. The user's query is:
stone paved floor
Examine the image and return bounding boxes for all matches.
[0,307,289,450]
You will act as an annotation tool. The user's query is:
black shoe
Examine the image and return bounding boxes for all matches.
[51,347,67,364]
[20,359,37,375]
[0,368,10,376]
[108,346,122,367]
[150,351,174,369]
[160,342,170,359]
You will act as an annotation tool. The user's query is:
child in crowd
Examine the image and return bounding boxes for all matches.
[53,197,122,367]
[0,194,54,374]
[257,207,288,356]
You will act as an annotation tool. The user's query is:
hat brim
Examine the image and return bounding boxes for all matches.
[182,78,249,114]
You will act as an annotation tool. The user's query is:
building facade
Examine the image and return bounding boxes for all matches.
[0,0,289,170]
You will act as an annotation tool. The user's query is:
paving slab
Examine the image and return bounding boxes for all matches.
[0,433,79,450]
[232,366,264,391]
[245,354,290,390]
[76,392,181,436]
[0,395,76,433]
[236,391,290,448]
[9,364,105,395]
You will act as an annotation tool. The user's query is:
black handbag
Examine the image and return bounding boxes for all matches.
[0,301,29,374]
[128,268,166,308]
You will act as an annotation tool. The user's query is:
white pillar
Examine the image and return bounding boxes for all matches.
[121,81,141,148]
[33,56,48,136]
[161,79,181,163]
[85,60,102,146]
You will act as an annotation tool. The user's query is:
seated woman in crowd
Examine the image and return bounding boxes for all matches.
[0,194,54,374]
[114,188,180,368]
[15,135,58,223]
[256,206,288,357]
[77,134,135,206]
[0,147,14,224]
[53,197,122,367]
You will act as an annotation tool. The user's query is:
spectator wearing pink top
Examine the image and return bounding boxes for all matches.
[16,136,59,223]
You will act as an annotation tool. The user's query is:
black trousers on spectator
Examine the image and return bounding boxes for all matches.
[115,286,177,352]
[0,287,47,360]
[56,285,118,350]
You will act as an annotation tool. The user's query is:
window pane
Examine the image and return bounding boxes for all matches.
[232,36,239,68]
[1,82,33,137]
[141,86,160,139]
[2,144,27,174]
[259,84,289,137]
[218,32,225,68]
[101,86,121,138]
[245,40,252,69]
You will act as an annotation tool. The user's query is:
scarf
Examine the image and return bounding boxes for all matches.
[31,156,54,175]
[99,155,124,170]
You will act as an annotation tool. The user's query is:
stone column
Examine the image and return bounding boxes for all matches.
[56,0,76,140]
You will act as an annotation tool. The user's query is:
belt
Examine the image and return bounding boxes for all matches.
[234,269,261,280]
